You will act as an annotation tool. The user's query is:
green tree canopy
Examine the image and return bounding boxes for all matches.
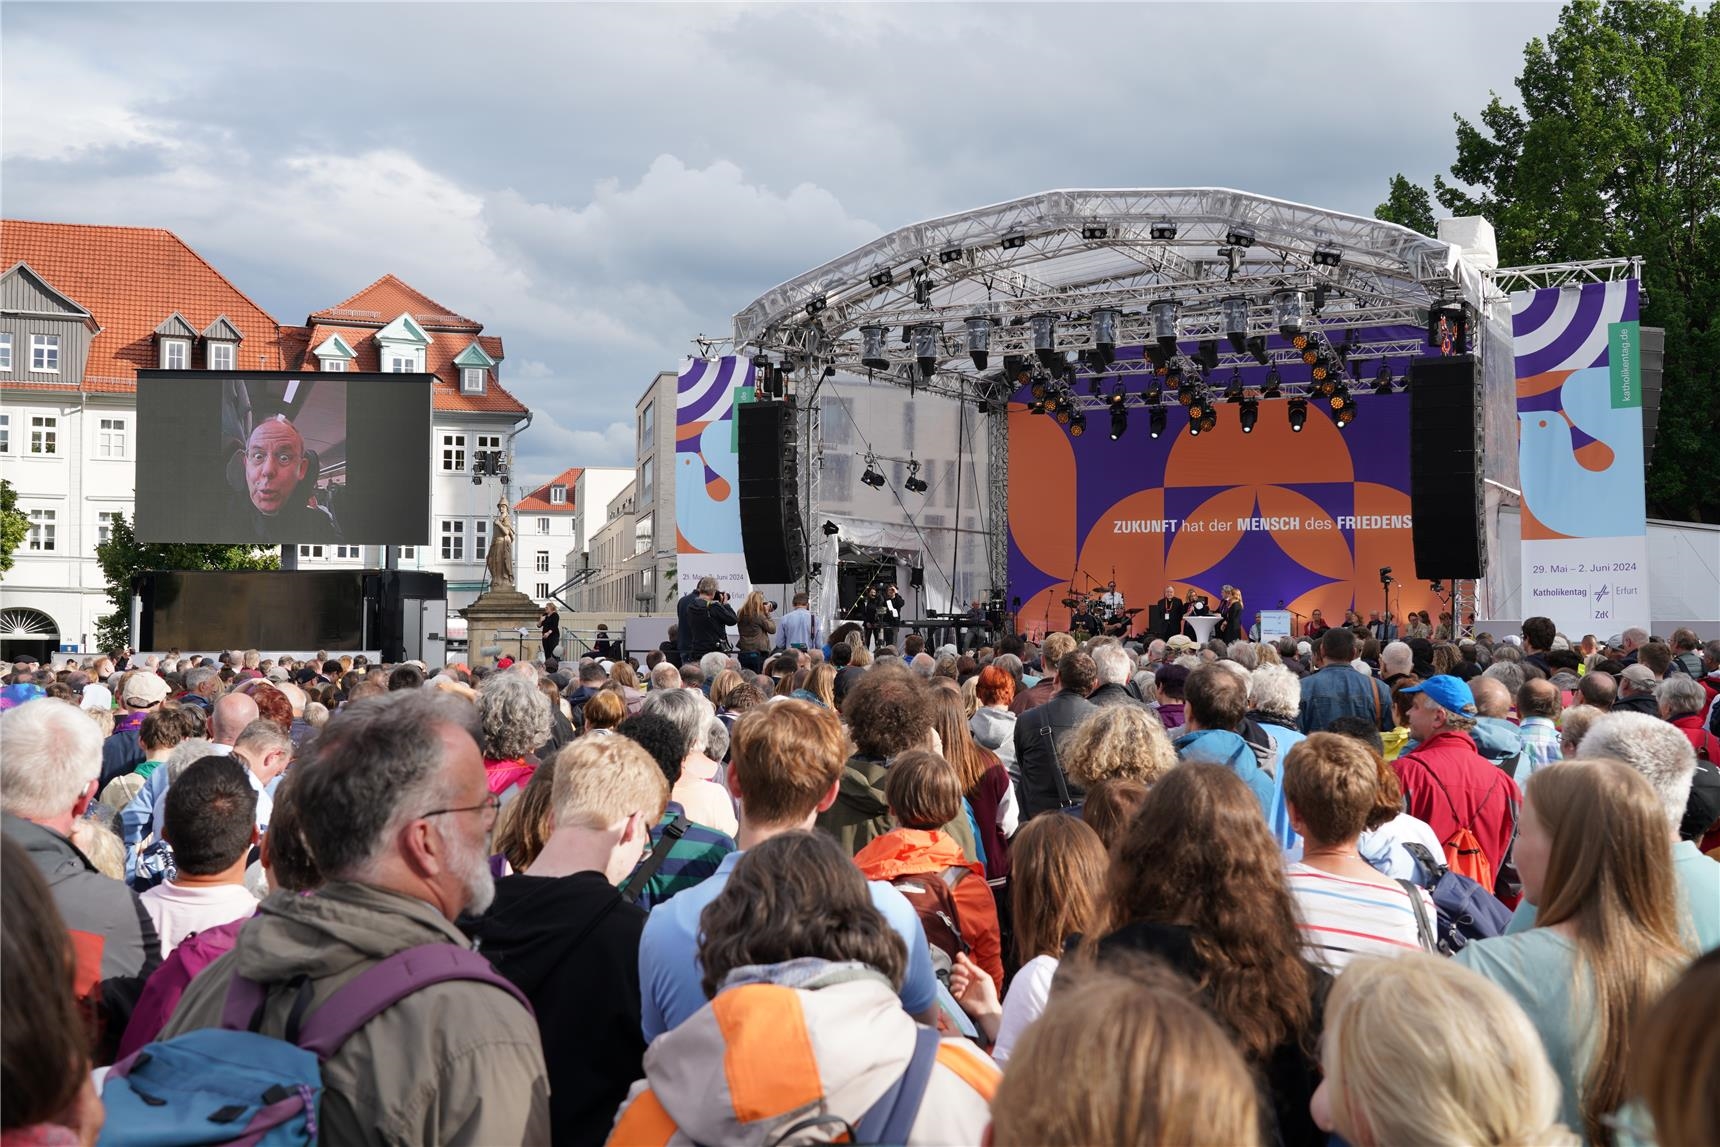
[0,480,28,577]
[1374,174,1438,235]
[1386,0,1720,521]
[93,513,278,652]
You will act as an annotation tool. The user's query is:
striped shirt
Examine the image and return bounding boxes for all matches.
[634,801,736,911]
[1285,862,1433,972]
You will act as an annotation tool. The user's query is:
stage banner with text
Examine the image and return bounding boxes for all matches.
[675,356,754,598]
[1007,326,1438,639]
[1511,280,1649,634]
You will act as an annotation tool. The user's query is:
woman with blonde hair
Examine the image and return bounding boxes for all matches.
[1312,953,1576,1147]
[607,661,646,715]
[582,688,626,733]
[1456,759,1691,1142]
[733,590,776,673]
[708,668,744,714]
[1063,704,1177,790]
[991,955,1260,1147]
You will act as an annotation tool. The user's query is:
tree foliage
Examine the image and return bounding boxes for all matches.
[0,480,28,578]
[93,512,278,652]
[1389,0,1720,521]
[1374,174,1438,235]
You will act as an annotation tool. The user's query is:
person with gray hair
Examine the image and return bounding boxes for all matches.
[642,686,735,836]
[704,715,730,765]
[182,664,223,709]
[478,671,551,804]
[1087,644,1148,711]
[698,651,730,685]
[1504,710,1719,953]
[1380,641,1414,686]
[2,699,161,1049]
[909,652,937,679]
[158,690,550,1141]
[1657,675,1710,751]
[1481,660,1526,699]
[649,662,683,692]
[1225,641,1258,671]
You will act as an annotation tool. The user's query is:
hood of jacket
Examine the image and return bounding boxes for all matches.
[229,880,472,988]
[1470,716,1523,762]
[852,828,980,884]
[968,707,1015,752]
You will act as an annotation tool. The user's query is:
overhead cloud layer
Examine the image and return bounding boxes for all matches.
[1,1,1559,481]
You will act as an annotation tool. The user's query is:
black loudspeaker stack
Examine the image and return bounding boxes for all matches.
[1407,354,1485,581]
[736,400,807,585]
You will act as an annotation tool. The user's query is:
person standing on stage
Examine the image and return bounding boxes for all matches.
[777,593,819,653]
[1219,586,1244,644]
[539,602,560,662]
[1149,585,1184,642]
[859,587,880,650]
[1181,591,1212,641]
[881,583,905,648]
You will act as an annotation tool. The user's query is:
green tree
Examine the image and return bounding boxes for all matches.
[1374,174,1438,235]
[0,479,29,577]
[1391,0,1720,521]
[93,513,278,652]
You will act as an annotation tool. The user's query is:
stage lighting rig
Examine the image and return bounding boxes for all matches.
[965,316,992,370]
[1150,219,1178,241]
[1149,406,1167,438]
[1107,383,1127,407]
[911,324,939,379]
[904,460,929,494]
[1001,231,1028,250]
[1082,222,1110,240]
[1328,380,1352,411]
[821,520,841,537]
[912,274,933,307]
[1222,297,1249,353]
[1150,300,1179,348]
[1287,397,1309,432]
[1247,335,1269,365]
[1109,405,1127,440]
[939,247,964,264]
[1030,313,1059,366]
[805,294,828,316]
[1373,360,1395,395]
[861,456,887,489]
[1091,308,1119,365]
[868,269,894,289]
[1225,225,1257,248]
[1261,366,1283,399]
[1142,380,1164,405]
[1068,410,1088,437]
[1224,370,1244,403]
[1335,396,1358,428]
[1198,340,1220,373]
[1313,245,1343,267]
[1273,289,1305,338]
[1239,397,1259,434]
[859,326,889,371]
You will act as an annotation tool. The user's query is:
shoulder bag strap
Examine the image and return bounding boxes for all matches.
[621,814,687,903]
[1397,879,1437,953]
[853,1027,943,1146]
[1042,725,1074,808]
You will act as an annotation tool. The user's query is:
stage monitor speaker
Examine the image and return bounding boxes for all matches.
[910,566,924,589]
[1407,354,1484,581]
[736,399,806,584]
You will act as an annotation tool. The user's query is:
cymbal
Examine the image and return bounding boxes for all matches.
[1060,597,1083,609]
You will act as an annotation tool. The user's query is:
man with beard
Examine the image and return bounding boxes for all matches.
[158,692,549,1144]
[226,415,341,542]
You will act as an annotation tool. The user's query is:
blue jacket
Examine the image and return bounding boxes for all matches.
[1173,728,1277,823]
[1298,664,1391,733]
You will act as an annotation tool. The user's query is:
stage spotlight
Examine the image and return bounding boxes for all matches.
[1225,225,1257,248]
[1107,383,1127,407]
[821,520,840,537]
[859,326,889,371]
[1328,382,1351,411]
[913,275,933,307]
[1197,407,1218,434]
[1068,410,1087,437]
[1091,308,1119,365]
[1225,370,1245,402]
[805,294,828,315]
[1109,405,1127,439]
[904,461,928,494]
[1239,397,1259,434]
[861,460,886,488]
[965,316,992,370]
[1375,359,1395,394]
[1261,366,1283,399]
[1150,219,1178,241]
[1222,297,1250,352]
[1313,245,1343,267]
[1030,376,1049,400]
[939,247,964,264]
[1288,397,1308,432]
[868,269,894,289]
[1149,406,1167,438]
[1055,406,1072,426]
[1177,378,1200,407]
[1142,381,1164,405]
[1030,313,1058,366]
[1198,339,1220,373]
[1247,335,1269,365]
[1087,375,1104,398]
[911,323,939,379]
[1273,289,1305,338]
[1082,222,1109,240]
[1150,300,1179,348]
[1001,231,1028,250]
[1312,284,1329,314]
[1335,397,1358,428]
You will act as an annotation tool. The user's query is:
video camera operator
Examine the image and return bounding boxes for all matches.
[677,576,738,666]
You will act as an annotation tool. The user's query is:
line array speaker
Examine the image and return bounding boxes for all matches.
[1407,354,1485,580]
[736,399,806,584]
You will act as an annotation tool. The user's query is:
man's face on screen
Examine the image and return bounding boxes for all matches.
[244,420,308,515]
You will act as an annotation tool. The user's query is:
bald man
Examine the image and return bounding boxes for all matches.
[227,415,341,541]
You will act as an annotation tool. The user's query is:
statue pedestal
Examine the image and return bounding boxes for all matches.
[460,586,542,665]
[1185,614,1221,645]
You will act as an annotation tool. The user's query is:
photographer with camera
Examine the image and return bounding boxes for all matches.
[735,590,778,673]
[677,576,739,666]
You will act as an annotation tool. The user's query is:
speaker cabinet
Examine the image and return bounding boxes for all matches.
[736,400,806,584]
[1407,354,1485,580]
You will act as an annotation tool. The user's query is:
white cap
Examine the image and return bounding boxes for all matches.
[80,682,113,711]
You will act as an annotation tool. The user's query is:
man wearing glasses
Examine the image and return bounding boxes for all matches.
[158,692,549,1144]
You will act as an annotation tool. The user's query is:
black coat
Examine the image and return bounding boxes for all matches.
[1148,597,1184,640]
[676,592,737,660]
[1012,690,1098,820]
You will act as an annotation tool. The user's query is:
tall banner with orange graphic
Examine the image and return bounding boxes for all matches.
[674,356,754,598]
[1007,324,1436,639]
[1512,280,1649,633]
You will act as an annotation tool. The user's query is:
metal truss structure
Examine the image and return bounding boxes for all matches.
[733,188,1492,597]
[1485,256,1644,298]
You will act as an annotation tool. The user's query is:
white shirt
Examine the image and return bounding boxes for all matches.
[992,954,1058,1064]
[138,881,258,957]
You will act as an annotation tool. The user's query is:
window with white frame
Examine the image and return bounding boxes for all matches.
[535,550,550,573]
[634,514,653,556]
[474,519,489,561]
[298,544,325,559]
[208,342,236,371]
[27,508,56,551]
[536,516,550,533]
[440,519,465,561]
[0,413,10,454]
[0,333,11,371]
[476,433,501,452]
[31,335,59,373]
[536,582,551,600]
[400,545,417,560]
[97,417,127,459]
[97,511,121,546]
[29,415,58,455]
[161,339,190,370]
[460,367,486,394]
[335,545,360,559]
[387,350,420,373]
[322,358,347,372]
[440,433,466,472]
[549,484,566,505]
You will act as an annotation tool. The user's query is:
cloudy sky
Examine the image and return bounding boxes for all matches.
[3,1,1560,486]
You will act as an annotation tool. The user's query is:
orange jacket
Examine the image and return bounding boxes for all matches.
[853,828,1004,993]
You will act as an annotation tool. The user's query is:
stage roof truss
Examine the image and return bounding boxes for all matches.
[1485,256,1645,297]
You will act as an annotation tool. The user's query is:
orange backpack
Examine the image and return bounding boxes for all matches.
[1428,771,1501,889]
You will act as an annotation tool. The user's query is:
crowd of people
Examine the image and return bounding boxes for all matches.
[2,612,1718,1146]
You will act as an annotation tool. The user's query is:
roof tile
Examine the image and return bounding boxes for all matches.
[514,467,583,511]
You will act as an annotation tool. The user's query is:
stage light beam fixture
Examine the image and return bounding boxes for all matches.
[1091,308,1119,365]
[1226,225,1257,248]
[1150,300,1179,348]
[904,460,929,494]
[859,325,888,371]
[1109,405,1127,440]
[805,294,828,315]
[911,323,939,379]
[1239,397,1259,434]
[1273,289,1305,338]
[1068,410,1087,437]
[861,457,887,489]
[1001,231,1028,250]
[821,520,840,537]
[1149,406,1167,438]
[1082,222,1109,240]
[939,247,964,264]
[1313,245,1343,267]
[1374,359,1395,394]
[965,316,992,370]
[1030,313,1059,367]
[1150,219,1178,241]
[1261,366,1283,399]
[1288,397,1308,432]
[868,269,894,289]
[1222,296,1250,353]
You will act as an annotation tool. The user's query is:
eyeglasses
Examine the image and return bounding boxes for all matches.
[420,792,501,824]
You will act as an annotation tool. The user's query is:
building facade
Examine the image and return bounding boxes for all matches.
[576,478,652,615]
[0,222,531,658]
[633,370,678,610]
[513,468,581,602]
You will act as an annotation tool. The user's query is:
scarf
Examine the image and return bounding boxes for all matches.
[484,756,534,795]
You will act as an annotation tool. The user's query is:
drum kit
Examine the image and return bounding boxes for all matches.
[1061,583,1142,637]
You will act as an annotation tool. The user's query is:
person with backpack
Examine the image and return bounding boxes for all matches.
[1455,760,1693,1143]
[138,755,260,957]
[138,691,550,1146]
[612,831,998,1146]
[470,735,668,1147]
[852,749,1004,995]
[611,712,736,910]
[1390,676,1523,905]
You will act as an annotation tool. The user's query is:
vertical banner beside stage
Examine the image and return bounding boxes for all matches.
[1512,280,1649,634]
[674,356,753,598]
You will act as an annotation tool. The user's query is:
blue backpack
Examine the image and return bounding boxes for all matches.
[99,944,531,1146]
[1402,842,1514,954]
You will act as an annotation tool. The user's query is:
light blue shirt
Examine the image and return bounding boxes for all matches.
[1455,930,1586,1136]
[776,608,818,650]
[638,849,938,1041]
[1505,840,1720,953]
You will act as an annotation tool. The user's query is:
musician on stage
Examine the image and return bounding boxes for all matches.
[1219,585,1244,643]
[858,586,880,649]
[880,583,905,648]
[1147,585,1184,641]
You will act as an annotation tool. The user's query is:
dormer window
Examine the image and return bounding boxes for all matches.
[387,349,423,373]
[155,313,198,369]
[376,313,432,376]
[550,484,567,505]
[461,367,487,394]
[313,333,357,374]
[201,317,244,373]
[452,339,499,396]
[161,338,190,370]
[208,341,235,370]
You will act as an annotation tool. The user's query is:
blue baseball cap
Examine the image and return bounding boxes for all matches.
[1398,675,1476,717]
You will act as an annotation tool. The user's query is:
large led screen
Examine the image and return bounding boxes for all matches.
[134,371,432,545]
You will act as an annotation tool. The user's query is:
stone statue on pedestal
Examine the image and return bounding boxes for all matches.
[486,496,515,589]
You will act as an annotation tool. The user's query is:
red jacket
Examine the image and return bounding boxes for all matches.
[1391,730,1522,902]
[853,828,1003,993]
[1672,712,1709,760]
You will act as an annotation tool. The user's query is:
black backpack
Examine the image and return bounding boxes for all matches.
[1402,842,1514,954]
